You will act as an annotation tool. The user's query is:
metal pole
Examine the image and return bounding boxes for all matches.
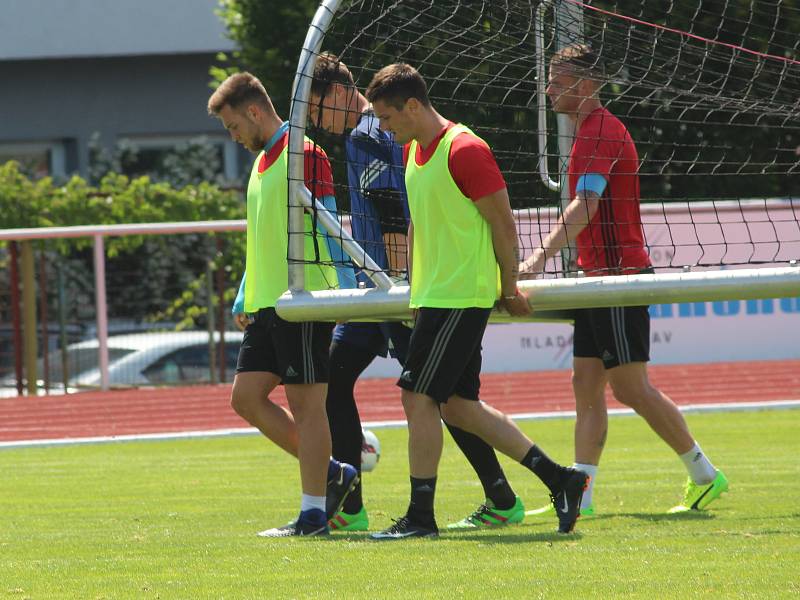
[276,266,800,322]
[57,264,70,393]
[535,0,561,192]
[555,0,584,274]
[20,241,38,396]
[206,262,217,385]
[296,186,393,290]
[93,234,109,391]
[288,0,344,293]
[0,220,247,242]
[38,248,50,394]
[215,236,226,383]
[8,242,24,396]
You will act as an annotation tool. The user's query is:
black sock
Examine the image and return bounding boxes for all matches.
[342,475,363,514]
[326,341,376,514]
[445,422,516,510]
[521,444,564,492]
[407,476,437,525]
[486,477,516,510]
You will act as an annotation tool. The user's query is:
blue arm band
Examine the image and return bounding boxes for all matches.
[232,272,246,315]
[319,195,357,290]
[576,174,607,197]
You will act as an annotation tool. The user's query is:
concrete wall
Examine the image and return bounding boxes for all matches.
[0,0,235,60]
[0,53,240,174]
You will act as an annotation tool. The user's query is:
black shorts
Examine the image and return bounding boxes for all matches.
[573,305,650,369]
[333,321,411,363]
[235,308,334,384]
[397,307,490,403]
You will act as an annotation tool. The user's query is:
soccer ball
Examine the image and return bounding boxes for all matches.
[361,429,381,473]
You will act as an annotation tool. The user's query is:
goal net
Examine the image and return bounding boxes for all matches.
[280,0,800,322]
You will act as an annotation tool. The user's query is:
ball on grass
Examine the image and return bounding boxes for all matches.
[361,429,380,472]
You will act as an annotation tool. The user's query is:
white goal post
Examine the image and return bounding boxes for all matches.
[278,0,800,323]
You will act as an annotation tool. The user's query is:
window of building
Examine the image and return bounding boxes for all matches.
[0,141,67,178]
[115,134,241,182]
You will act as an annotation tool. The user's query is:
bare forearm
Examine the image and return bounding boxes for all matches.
[491,220,521,296]
[473,189,531,316]
[522,193,599,270]
[545,195,597,256]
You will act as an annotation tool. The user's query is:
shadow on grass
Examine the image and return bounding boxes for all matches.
[258,511,725,542]
[437,530,584,544]
[610,511,714,523]
[314,527,584,544]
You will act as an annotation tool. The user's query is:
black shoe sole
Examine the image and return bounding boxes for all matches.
[369,530,439,541]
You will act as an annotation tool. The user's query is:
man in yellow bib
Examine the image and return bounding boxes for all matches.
[364,63,588,539]
[208,73,357,537]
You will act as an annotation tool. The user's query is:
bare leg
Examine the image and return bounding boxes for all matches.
[285,383,331,496]
[440,396,534,461]
[606,362,694,454]
[572,357,609,465]
[401,389,443,478]
[231,371,298,456]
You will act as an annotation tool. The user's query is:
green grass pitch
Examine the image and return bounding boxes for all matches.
[1,409,798,599]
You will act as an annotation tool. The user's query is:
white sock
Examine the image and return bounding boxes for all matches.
[300,494,326,513]
[573,463,598,510]
[679,443,717,485]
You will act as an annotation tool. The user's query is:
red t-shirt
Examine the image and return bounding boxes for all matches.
[569,107,651,275]
[259,132,335,198]
[402,122,506,200]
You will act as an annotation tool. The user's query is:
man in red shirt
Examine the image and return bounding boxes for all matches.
[520,44,728,516]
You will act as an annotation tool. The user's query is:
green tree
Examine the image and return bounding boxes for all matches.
[212,0,800,207]
[589,0,800,202]
[83,136,245,328]
[0,162,245,337]
[212,0,320,117]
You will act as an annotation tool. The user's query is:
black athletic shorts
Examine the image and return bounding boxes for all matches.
[333,321,411,362]
[573,304,650,369]
[235,308,334,384]
[397,307,491,403]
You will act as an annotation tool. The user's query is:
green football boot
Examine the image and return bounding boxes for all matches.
[668,470,729,513]
[328,506,369,532]
[447,496,525,529]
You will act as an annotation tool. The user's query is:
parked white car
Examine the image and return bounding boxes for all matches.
[1,331,243,395]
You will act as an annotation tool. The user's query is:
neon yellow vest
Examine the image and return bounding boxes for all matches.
[244,142,338,311]
[405,125,500,309]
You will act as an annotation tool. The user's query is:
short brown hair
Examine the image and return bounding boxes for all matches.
[365,63,430,110]
[550,44,605,80]
[207,72,272,115]
[311,52,356,98]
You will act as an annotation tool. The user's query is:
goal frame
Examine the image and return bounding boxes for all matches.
[278,0,800,323]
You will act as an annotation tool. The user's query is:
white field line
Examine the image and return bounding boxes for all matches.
[1,399,798,450]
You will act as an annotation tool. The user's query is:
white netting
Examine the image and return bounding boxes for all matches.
[291,0,800,279]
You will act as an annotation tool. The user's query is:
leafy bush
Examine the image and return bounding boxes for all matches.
[0,161,246,331]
